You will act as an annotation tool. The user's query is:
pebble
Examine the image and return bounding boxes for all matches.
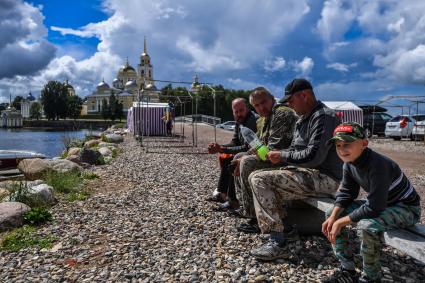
[0,132,424,282]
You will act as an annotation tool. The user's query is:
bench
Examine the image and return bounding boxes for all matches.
[301,197,425,263]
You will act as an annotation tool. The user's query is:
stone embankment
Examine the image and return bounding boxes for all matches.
[1,127,424,282]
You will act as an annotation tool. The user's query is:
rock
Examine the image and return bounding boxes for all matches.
[68,147,81,156]
[98,147,112,157]
[0,188,9,200]
[29,184,55,205]
[79,148,102,165]
[66,155,83,165]
[84,139,100,148]
[0,202,31,231]
[98,142,116,148]
[104,134,123,143]
[17,158,50,180]
[50,159,82,173]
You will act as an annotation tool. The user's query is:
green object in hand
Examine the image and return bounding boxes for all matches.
[257,145,269,161]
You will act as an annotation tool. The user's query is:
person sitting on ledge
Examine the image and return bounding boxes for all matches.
[233,86,297,230]
[247,78,342,261]
[322,122,421,283]
[206,98,258,211]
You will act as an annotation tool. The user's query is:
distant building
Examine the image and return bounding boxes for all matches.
[1,105,23,128]
[86,37,158,115]
[20,92,37,118]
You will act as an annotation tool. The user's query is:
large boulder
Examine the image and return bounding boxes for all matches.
[79,148,102,165]
[68,147,81,156]
[66,154,82,165]
[98,147,112,157]
[104,134,123,143]
[84,139,100,148]
[50,159,82,173]
[98,142,116,148]
[17,158,50,181]
[29,184,55,205]
[0,202,31,232]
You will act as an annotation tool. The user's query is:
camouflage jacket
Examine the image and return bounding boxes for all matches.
[256,104,297,150]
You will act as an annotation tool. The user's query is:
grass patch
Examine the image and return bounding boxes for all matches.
[66,191,90,202]
[0,226,55,252]
[83,172,99,180]
[23,207,52,226]
[111,148,118,158]
[44,170,83,194]
[101,134,107,142]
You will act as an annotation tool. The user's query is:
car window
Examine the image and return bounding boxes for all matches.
[413,115,425,121]
[379,113,392,121]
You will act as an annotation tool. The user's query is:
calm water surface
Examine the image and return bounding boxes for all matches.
[0,128,101,158]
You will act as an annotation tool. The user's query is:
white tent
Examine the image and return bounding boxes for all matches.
[322,101,363,126]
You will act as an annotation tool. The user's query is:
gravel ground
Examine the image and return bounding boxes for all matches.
[0,125,424,282]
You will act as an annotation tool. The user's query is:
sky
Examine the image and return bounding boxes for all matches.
[1,0,425,113]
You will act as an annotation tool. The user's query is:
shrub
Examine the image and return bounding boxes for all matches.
[82,172,99,180]
[101,134,107,142]
[23,207,52,225]
[96,155,105,165]
[44,170,83,194]
[111,148,118,158]
[0,226,55,251]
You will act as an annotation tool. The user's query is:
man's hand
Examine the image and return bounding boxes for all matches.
[266,150,282,164]
[231,158,241,176]
[207,143,223,154]
[322,215,337,239]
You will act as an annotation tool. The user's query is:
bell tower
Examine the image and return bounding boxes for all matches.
[138,36,154,87]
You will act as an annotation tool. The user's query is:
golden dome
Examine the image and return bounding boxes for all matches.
[118,58,136,76]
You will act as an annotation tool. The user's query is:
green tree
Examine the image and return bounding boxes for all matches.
[109,92,117,121]
[115,101,124,121]
[40,81,69,120]
[29,102,42,120]
[12,96,23,110]
[101,98,110,120]
[67,96,83,120]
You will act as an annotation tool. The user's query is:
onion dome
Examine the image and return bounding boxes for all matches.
[97,79,110,91]
[64,79,74,90]
[125,80,138,91]
[144,83,157,91]
[118,58,137,76]
[26,92,35,101]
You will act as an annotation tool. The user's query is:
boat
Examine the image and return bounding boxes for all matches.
[0,150,46,170]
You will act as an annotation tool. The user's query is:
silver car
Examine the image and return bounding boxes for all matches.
[412,114,425,141]
[216,121,236,131]
[385,115,415,140]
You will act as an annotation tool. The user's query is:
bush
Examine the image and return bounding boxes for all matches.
[44,170,83,194]
[23,207,52,225]
[82,172,99,180]
[111,148,118,158]
[101,134,107,142]
[96,155,105,165]
[0,226,55,251]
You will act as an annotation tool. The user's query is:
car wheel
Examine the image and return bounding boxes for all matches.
[364,127,372,138]
[410,134,415,141]
[393,137,401,141]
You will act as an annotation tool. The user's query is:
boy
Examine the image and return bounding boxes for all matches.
[322,122,421,283]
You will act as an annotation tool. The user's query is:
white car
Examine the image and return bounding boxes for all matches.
[385,115,416,140]
[412,114,425,141]
[216,121,236,131]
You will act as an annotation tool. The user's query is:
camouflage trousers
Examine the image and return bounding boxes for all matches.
[234,152,279,219]
[326,202,421,280]
[249,166,339,233]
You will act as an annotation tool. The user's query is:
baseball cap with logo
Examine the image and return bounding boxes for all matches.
[279,78,313,103]
[327,122,366,144]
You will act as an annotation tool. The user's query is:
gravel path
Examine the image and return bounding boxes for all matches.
[0,126,424,282]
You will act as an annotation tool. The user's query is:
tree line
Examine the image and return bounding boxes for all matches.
[160,84,253,121]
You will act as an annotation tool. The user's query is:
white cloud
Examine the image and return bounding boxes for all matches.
[0,0,56,79]
[292,57,314,76]
[326,62,357,72]
[264,57,286,72]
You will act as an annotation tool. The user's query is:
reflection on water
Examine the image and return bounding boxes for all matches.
[0,128,101,158]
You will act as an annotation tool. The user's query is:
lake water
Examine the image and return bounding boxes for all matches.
[0,128,101,158]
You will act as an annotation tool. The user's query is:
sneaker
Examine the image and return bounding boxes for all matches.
[250,239,288,261]
[283,225,300,242]
[322,267,359,283]
[359,275,381,283]
[237,218,260,234]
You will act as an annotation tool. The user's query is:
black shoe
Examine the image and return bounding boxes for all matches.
[359,275,381,283]
[282,225,300,242]
[237,218,260,234]
[322,267,359,283]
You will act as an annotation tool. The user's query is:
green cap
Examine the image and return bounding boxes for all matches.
[327,122,366,144]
